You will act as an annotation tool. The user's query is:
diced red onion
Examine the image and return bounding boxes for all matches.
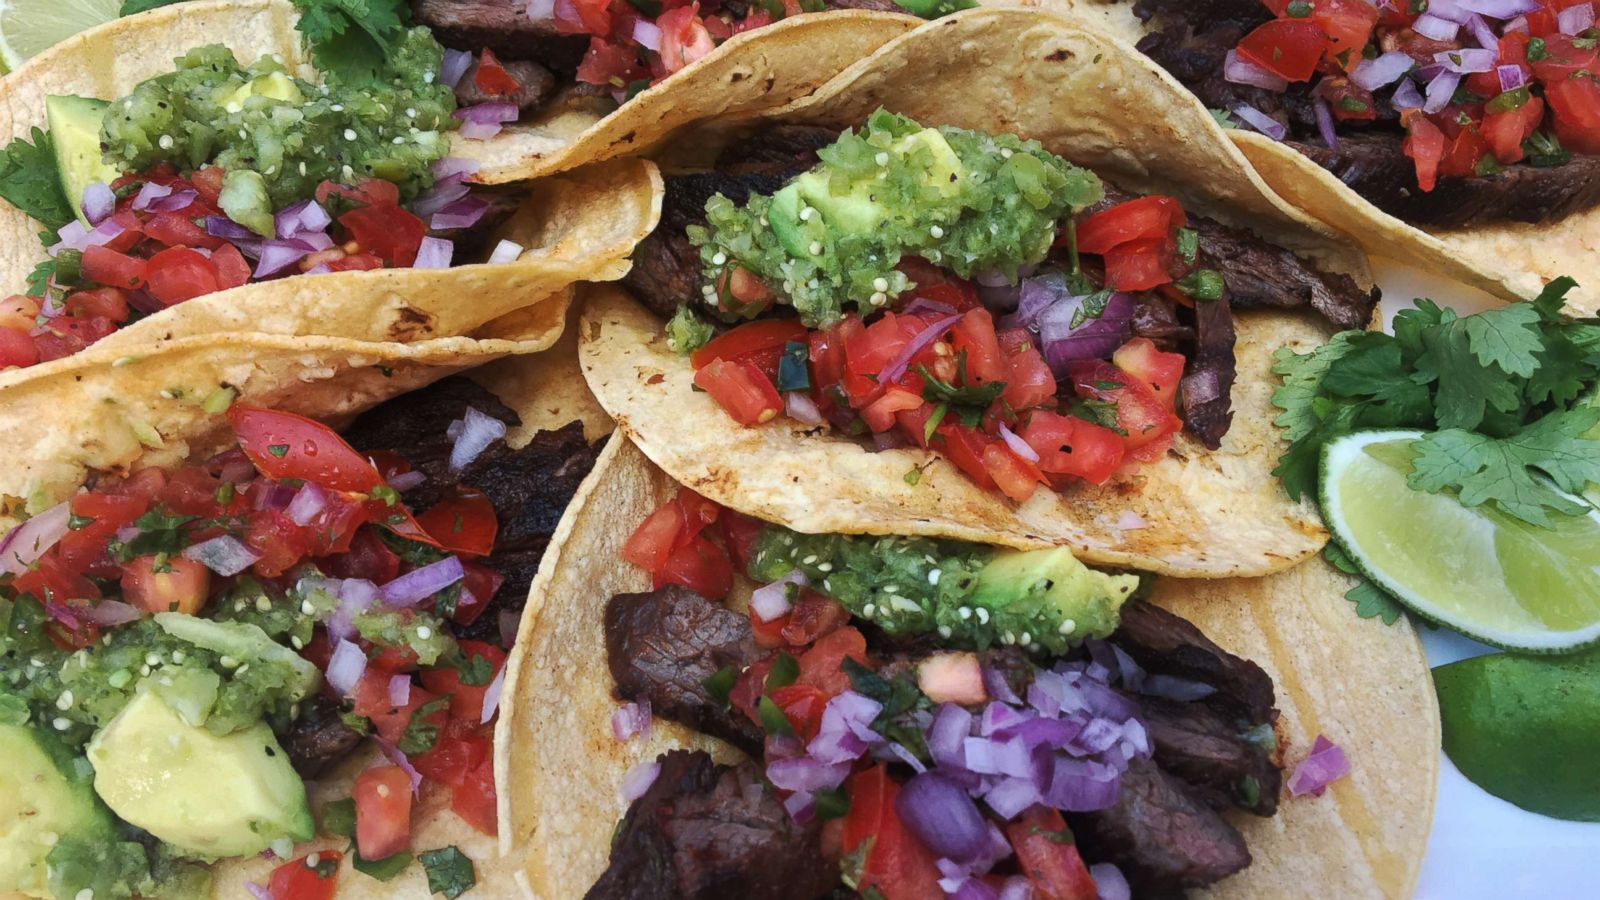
[245,882,273,900]
[131,181,173,211]
[1560,2,1595,34]
[432,157,481,179]
[379,556,465,606]
[81,599,145,627]
[1392,76,1426,109]
[304,264,333,275]
[452,102,519,140]
[388,674,412,707]
[1434,48,1498,74]
[252,241,314,278]
[784,391,824,426]
[275,199,331,239]
[877,314,961,384]
[982,776,1043,820]
[620,759,661,801]
[996,423,1038,463]
[388,470,426,491]
[896,772,991,863]
[1044,757,1123,811]
[999,877,1032,900]
[499,609,520,649]
[633,20,663,52]
[1229,103,1288,140]
[1427,0,1471,22]
[751,569,807,622]
[449,406,508,470]
[0,501,70,575]
[375,736,423,796]
[1091,863,1131,900]
[1313,97,1339,149]
[928,703,973,768]
[429,195,491,231]
[1464,12,1500,50]
[1038,291,1135,372]
[181,535,262,576]
[440,48,472,88]
[1414,13,1462,40]
[1115,511,1148,530]
[1498,64,1527,92]
[412,175,470,219]
[1350,51,1415,90]
[480,663,506,724]
[886,742,927,774]
[149,188,197,213]
[905,297,960,318]
[767,756,851,793]
[1288,734,1351,796]
[414,236,454,270]
[286,483,329,526]
[325,639,367,696]
[1505,14,1530,32]
[612,700,653,742]
[1424,70,1463,114]
[1223,49,1288,91]
[81,181,115,225]
[1460,0,1542,16]
[487,239,524,264]
[525,0,556,21]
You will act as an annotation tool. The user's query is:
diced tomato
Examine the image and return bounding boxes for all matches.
[554,0,611,35]
[142,212,223,250]
[658,533,733,599]
[451,561,505,628]
[730,655,778,723]
[211,243,251,290]
[144,246,220,306]
[1546,76,1600,154]
[622,502,685,574]
[714,266,776,314]
[354,766,413,860]
[119,555,211,616]
[244,509,313,578]
[797,626,871,697]
[321,527,402,584]
[325,252,384,272]
[996,328,1056,412]
[419,641,507,722]
[843,766,944,900]
[1319,76,1376,122]
[1006,806,1097,900]
[315,179,401,209]
[751,608,792,649]
[0,294,39,331]
[14,554,100,606]
[63,288,129,322]
[190,167,225,204]
[690,318,806,379]
[0,327,38,369]
[694,358,783,426]
[861,386,925,433]
[1311,0,1379,70]
[1483,95,1545,164]
[369,645,420,674]
[339,205,426,268]
[718,509,764,574]
[1531,33,1599,83]
[949,308,1006,386]
[933,422,997,490]
[771,683,829,742]
[1068,361,1183,452]
[1112,338,1185,410]
[101,211,144,253]
[1074,196,1185,255]
[474,48,521,96]
[1438,123,1490,179]
[354,671,445,745]
[808,318,854,396]
[1237,19,1327,82]
[413,491,498,558]
[981,442,1045,503]
[81,245,147,291]
[1402,112,1447,191]
[451,755,498,836]
[1467,33,1531,98]
[781,592,850,647]
[57,492,149,574]
[1103,238,1175,292]
[228,406,383,492]
[267,852,341,900]
[411,720,491,787]
[845,312,916,383]
[656,6,717,74]
[575,37,650,87]
[1020,411,1126,485]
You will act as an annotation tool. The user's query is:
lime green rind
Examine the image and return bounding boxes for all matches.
[1320,429,1600,654]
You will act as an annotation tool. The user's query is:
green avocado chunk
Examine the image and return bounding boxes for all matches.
[44,95,118,225]
[86,689,314,859]
[0,723,113,897]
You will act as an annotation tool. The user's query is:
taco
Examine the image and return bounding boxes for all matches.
[0,331,615,900]
[573,9,1384,577]
[1054,0,1600,314]
[497,435,1439,898]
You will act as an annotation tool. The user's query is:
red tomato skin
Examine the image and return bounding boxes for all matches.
[354,766,413,860]
[1020,411,1126,485]
[693,358,783,426]
[474,48,521,96]
[1312,0,1380,70]
[338,205,426,267]
[656,6,717,74]
[657,533,733,599]
[982,443,1045,503]
[780,592,851,647]
[1402,113,1447,191]
[796,626,871,697]
[58,492,149,574]
[1483,96,1545,165]
[267,851,342,900]
[119,555,211,617]
[0,327,38,369]
[933,423,998,491]
[1112,337,1185,411]
[451,755,498,835]
[412,491,499,558]
[81,245,148,290]
[1103,238,1176,292]
[771,683,829,742]
[1005,806,1098,900]
[621,501,683,574]
[412,720,491,787]
[997,328,1056,412]
[419,640,507,721]
[1074,196,1185,255]
[227,406,384,492]
[949,308,1006,386]
[1237,19,1328,82]
[718,509,764,574]
[690,318,805,378]
[843,766,945,900]
[1068,361,1183,451]
[143,246,220,305]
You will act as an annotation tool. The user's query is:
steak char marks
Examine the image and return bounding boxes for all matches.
[412,0,587,70]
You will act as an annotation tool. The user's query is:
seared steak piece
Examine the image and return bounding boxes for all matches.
[1132,0,1270,26]
[1191,218,1380,330]
[432,188,524,259]
[587,750,837,900]
[1068,757,1252,896]
[1290,133,1600,227]
[818,0,905,12]
[605,586,766,755]
[1136,23,1319,130]
[343,376,519,498]
[717,124,841,177]
[1130,294,1194,351]
[282,695,365,779]
[1180,292,1237,450]
[1114,601,1275,727]
[1142,696,1280,816]
[411,0,587,71]
[455,56,556,112]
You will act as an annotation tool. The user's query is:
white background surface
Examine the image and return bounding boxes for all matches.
[1369,259,1600,898]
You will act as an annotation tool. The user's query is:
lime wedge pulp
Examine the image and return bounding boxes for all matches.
[0,0,122,72]
[1319,430,1600,653]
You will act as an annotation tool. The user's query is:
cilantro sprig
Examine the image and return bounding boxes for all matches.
[0,128,74,232]
[1272,277,1600,529]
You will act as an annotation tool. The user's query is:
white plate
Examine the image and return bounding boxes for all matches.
[1370,258,1600,899]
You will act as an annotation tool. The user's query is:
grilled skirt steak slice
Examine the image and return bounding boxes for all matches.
[454,56,556,112]
[1141,696,1280,816]
[1289,133,1600,227]
[587,750,837,900]
[1130,295,1194,351]
[1179,293,1237,450]
[606,586,765,755]
[282,695,365,779]
[411,0,587,70]
[342,376,519,503]
[1068,757,1252,896]
[1113,601,1276,728]
[1132,0,1271,27]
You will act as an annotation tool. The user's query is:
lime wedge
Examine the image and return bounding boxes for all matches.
[1435,650,1600,822]
[1320,429,1600,652]
[0,0,122,72]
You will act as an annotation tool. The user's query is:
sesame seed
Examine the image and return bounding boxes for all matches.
[331,104,344,112]
[1060,618,1076,634]
[220,656,239,669]
[145,653,161,667]
[1001,148,1013,159]
[393,136,405,144]
[862,603,877,617]
[158,134,174,150]
[872,277,889,292]
[799,207,814,221]
[234,600,246,612]
[234,664,249,676]
[802,555,818,565]
[291,636,304,650]
[225,102,242,114]
[928,570,942,585]
[172,650,185,664]
[870,292,887,306]
[56,691,73,710]
[306,853,321,867]
[808,241,823,256]
[417,626,432,640]
[376,784,390,799]
[817,563,833,572]
[140,665,151,676]
[938,625,952,639]
[711,252,727,266]
[959,607,972,620]
[406,108,417,117]
[343,129,358,141]
[52,717,71,731]
[299,162,307,176]
[301,600,316,615]
[255,596,272,612]
[884,585,900,594]
[874,152,889,166]
[1002,632,1015,645]
[889,596,920,613]
[75,889,94,900]
[1020,632,1032,646]
[976,608,990,624]
[930,225,945,239]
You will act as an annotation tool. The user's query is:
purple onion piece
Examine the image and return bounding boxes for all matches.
[440,48,473,88]
[81,181,115,226]
[1223,48,1288,91]
[1288,734,1351,796]
[1090,863,1132,900]
[1350,51,1415,91]
[0,501,70,575]
[379,555,465,606]
[1423,70,1463,114]
[620,759,661,802]
[895,772,992,863]
[414,236,454,269]
[1314,97,1340,150]
[1229,103,1288,140]
[181,535,262,577]
[1414,13,1463,41]
[1560,2,1596,34]
[878,313,961,384]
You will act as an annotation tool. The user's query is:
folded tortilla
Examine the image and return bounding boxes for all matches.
[1043,0,1598,314]
[496,434,1439,899]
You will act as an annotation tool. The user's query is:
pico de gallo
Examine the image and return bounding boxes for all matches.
[668,114,1214,505]
[590,488,1290,898]
[0,403,516,899]
[1212,0,1600,191]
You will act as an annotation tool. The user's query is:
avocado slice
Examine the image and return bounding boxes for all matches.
[154,612,320,699]
[767,182,811,259]
[0,724,115,897]
[44,95,120,225]
[970,547,1138,643]
[216,71,304,111]
[86,690,314,859]
[790,128,968,243]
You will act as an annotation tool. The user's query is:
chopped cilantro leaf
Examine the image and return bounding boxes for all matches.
[0,128,74,232]
[397,697,449,754]
[1321,544,1405,625]
[119,0,185,13]
[290,0,410,86]
[418,847,476,900]
[1408,408,1600,527]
